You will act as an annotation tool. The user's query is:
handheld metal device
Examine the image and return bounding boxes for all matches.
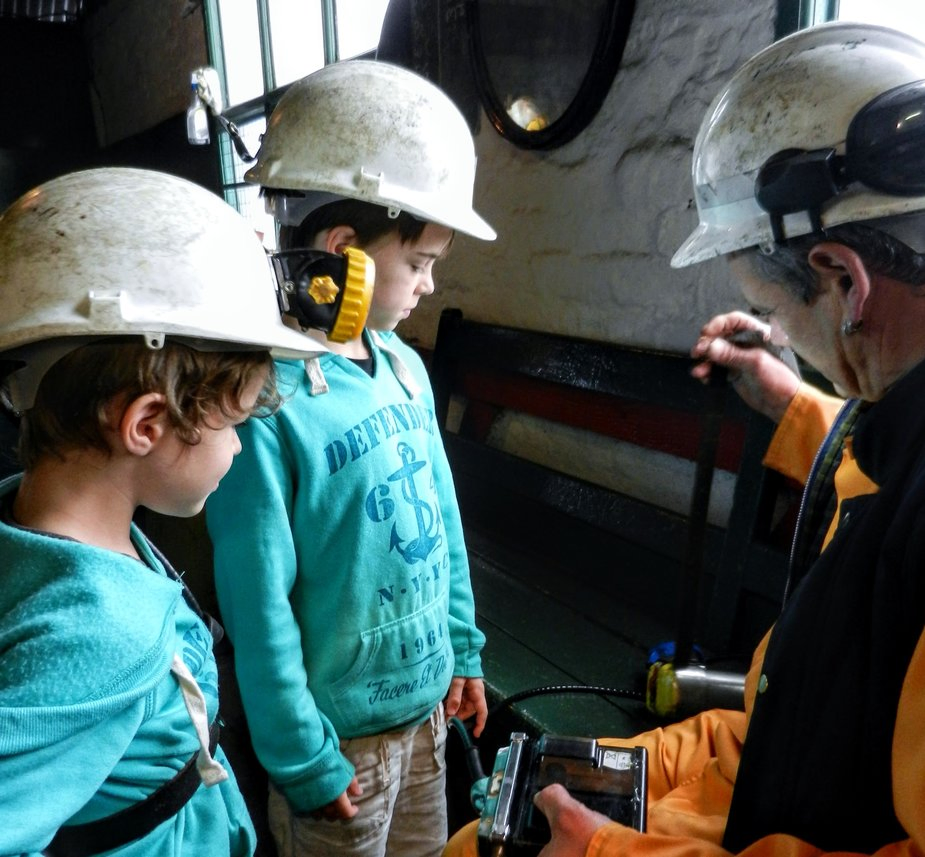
[476,733,647,857]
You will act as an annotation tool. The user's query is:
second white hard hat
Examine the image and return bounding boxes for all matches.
[245,59,496,241]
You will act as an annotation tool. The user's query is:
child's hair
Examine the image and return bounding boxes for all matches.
[275,197,430,251]
[16,341,279,470]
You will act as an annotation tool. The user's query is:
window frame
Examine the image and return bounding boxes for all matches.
[775,0,838,38]
[200,0,343,231]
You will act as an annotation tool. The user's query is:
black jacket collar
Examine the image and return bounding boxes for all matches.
[853,356,925,487]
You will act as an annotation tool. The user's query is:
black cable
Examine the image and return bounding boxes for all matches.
[448,716,486,781]
[450,686,646,795]
[490,683,645,718]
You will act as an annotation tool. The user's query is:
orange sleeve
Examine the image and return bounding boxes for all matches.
[762,384,843,485]
[588,814,922,857]
[587,628,925,857]
[444,631,924,857]
[597,710,744,844]
[892,628,925,850]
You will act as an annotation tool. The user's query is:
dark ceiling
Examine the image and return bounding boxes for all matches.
[0,0,86,22]
[0,0,201,23]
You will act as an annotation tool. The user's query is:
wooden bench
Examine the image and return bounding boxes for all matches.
[428,308,797,743]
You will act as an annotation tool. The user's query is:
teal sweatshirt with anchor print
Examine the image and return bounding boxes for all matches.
[205,330,485,814]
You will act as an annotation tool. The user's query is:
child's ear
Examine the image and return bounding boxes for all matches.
[324,224,358,255]
[119,393,169,456]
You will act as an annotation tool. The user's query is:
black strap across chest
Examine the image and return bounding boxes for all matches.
[45,538,223,856]
[45,722,220,857]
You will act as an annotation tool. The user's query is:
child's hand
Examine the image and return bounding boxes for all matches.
[445,676,487,737]
[311,776,362,821]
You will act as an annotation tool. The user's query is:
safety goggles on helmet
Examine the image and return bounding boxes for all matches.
[755,79,925,243]
[671,23,925,268]
[269,246,374,344]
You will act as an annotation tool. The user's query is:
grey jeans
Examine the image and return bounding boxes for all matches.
[268,704,448,857]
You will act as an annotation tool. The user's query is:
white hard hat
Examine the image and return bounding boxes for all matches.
[0,167,323,355]
[672,22,925,268]
[0,167,326,409]
[245,59,496,241]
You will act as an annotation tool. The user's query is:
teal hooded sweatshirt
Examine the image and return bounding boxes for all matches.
[0,476,256,856]
[206,331,484,814]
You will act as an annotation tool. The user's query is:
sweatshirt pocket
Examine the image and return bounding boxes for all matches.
[326,597,453,730]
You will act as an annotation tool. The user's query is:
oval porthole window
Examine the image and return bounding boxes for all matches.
[467,0,635,150]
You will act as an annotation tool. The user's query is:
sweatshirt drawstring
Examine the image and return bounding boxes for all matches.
[170,653,228,786]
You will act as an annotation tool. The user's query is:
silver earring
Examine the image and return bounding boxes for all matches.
[842,319,863,336]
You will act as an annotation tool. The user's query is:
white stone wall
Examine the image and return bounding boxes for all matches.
[401,0,777,355]
[401,0,779,521]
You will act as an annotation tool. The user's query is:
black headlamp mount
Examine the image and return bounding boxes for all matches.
[754,78,925,245]
[755,147,847,243]
[270,246,374,344]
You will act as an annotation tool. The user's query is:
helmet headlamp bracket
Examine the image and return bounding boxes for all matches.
[754,79,925,246]
[269,246,374,344]
[755,147,845,244]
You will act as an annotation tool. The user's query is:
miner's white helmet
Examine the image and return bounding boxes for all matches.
[245,59,496,241]
[672,22,925,268]
[0,167,324,410]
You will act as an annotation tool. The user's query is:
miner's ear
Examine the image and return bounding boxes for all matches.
[807,241,872,325]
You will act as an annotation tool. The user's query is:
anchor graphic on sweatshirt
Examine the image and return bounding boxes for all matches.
[387,442,442,564]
